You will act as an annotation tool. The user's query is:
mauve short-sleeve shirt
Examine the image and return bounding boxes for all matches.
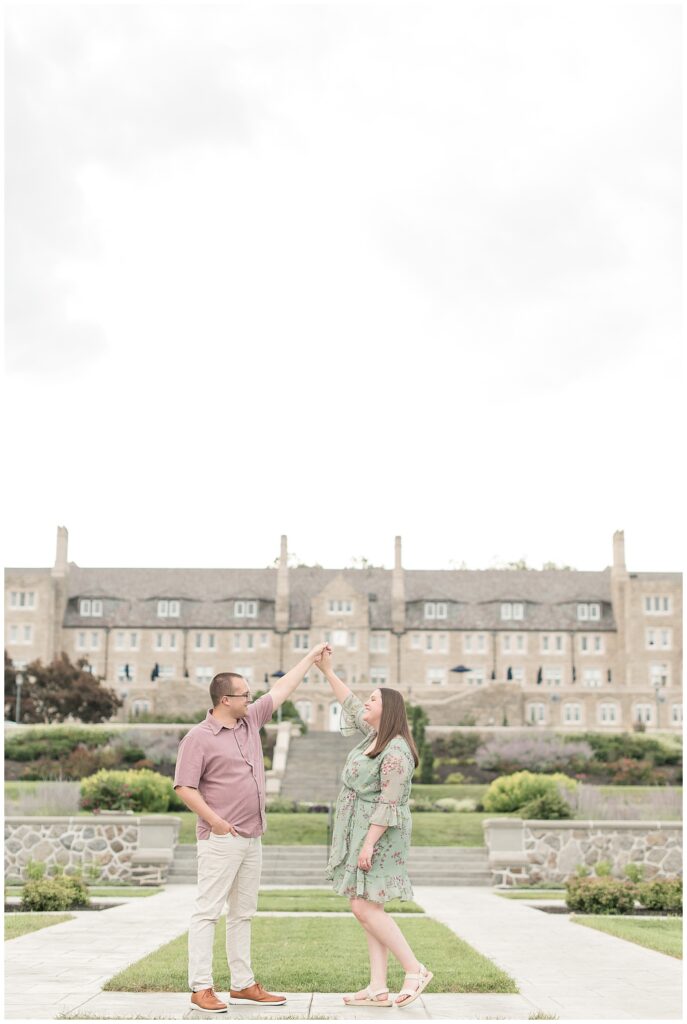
[173,693,274,840]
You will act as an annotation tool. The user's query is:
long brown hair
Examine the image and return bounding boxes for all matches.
[365,687,420,767]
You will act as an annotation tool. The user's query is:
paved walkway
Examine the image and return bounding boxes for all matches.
[4,885,682,1020]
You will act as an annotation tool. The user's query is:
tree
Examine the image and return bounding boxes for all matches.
[4,652,123,724]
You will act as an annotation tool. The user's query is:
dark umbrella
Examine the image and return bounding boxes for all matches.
[450,665,472,673]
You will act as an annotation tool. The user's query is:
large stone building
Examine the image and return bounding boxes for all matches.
[4,528,683,732]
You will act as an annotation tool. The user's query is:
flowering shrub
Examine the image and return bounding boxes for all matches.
[482,771,577,813]
[565,877,637,914]
[21,876,90,912]
[476,734,593,775]
[636,878,682,914]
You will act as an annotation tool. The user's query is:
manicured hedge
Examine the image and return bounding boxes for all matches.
[80,769,183,813]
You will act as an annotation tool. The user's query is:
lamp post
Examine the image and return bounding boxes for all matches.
[271,670,286,724]
[652,677,666,730]
[15,672,24,723]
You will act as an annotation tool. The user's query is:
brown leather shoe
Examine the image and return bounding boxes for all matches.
[189,987,228,1012]
[228,982,286,1005]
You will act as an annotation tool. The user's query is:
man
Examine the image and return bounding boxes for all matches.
[174,641,330,1013]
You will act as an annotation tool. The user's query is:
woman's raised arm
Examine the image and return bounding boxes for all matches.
[314,646,351,704]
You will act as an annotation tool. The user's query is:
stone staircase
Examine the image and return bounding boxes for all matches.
[279,731,359,803]
[167,844,493,887]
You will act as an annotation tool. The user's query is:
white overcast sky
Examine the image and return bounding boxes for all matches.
[3,0,682,573]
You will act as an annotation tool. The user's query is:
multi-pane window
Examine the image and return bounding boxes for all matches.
[634,704,654,725]
[671,704,683,725]
[77,631,101,650]
[347,632,358,650]
[295,700,312,723]
[332,630,347,647]
[370,633,389,653]
[116,664,135,682]
[195,667,214,684]
[650,663,670,687]
[424,602,447,619]
[644,595,671,614]
[646,628,672,650]
[9,624,33,645]
[157,600,179,617]
[541,634,564,653]
[411,633,422,649]
[503,633,527,653]
[153,632,177,650]
[577,603,600,620]
[233,633,242,651]
[328,599,353,614]
[598,703,618,724]
[466,669,485,686]
[510,667,526,684]
[464,634,486,653]
[158,665,175,679]
[115,632,137,650]
[10,591,36,608]
[543,667,563,686]
[235,601,258,617]
[79,599,103,617]
[528,703,546,723]
[293,633,310,650]
[580,635,603,654]
[260,633,269,648]
[427,667,446,685]
[583,669,603,688]
[245,633,254,650]
[370,668,389,686]
[500,602,524,620]
[563,703,582,723]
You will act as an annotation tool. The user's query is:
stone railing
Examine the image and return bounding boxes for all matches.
[5,814,180,886]
[265,721,297,796]
[483,818,683,887]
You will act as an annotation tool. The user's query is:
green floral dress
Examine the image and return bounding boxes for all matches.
[325,693,415,904]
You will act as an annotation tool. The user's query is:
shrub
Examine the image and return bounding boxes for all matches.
[266,797,297,813]
[624,863,646,884]
[636,878,682,914]
[594,859,613,877]
[5,728,115,762]
[119,746,147,763]
[562,731,682,768]
[574,863,592,878]
[408,798,435,812]
[606,758,657,786]
[519,791,573,820]
[443,772,466,784]
[476,733,593,775]
[80,769,176,813]
[21,877,90,912]
[565,877,637,915]
[482,771,577,813]
[433,797,477,812]
[25,860,47,881]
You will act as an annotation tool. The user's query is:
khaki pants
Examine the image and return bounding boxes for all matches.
[188,833,262,992]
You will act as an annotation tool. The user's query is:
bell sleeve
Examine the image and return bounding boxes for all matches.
[339,693,374,737]
[369,750,411,827]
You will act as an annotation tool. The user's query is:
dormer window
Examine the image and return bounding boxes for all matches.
[328,600,353,614]
[79,599,103,617]
[157,600,180,618]
[577,603,600,621]
[424,602,447,619]
[235,600,258,617]
[501,602,524,620]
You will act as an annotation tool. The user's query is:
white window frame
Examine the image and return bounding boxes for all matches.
[90,632,100,650]
[427,667,446,686]
[22,624,33,644]
[131,698,150,716]
[563,702,582,723]
[411,633,421,650]
[115,631,126,650]
[158,665,175,679]
[293,633,310,651]
[424,602,436,619]
[577,603,589,620]
[347,631,357,650]
[634,703,654,724]
[157,600,169,617]
[512,602,524,620]
[91,600,103,617]
[370,668,389,686]
[671,704,682,725]
[425,634,434,652]
[117,664,135,682]
[511,667,526,684]
[260,632,269,648]
[77,631,87,650]
[500,603,512,620]
[502,634,512,652]
[583,668,603,688]
[80,599,91,616]
[233,633,242,651]
[168,600,180,617]
[598,702,619,724]
[370,633,389,653]
[528,702,546,724]
[436,602,447,619]
[195,666,214,684]
[10,590,36,609]
[246,633,254,650]
[245,601,257,617]
[333,629,347,647]
[466,669,485,686]
[154,632,164,651]
[9,625,18,644]
[328,599,353,614]
[645,595,671,615]
[650,663,670,687]
[438,633,448,653]
[543,666,563,687]
[295,700,312,723]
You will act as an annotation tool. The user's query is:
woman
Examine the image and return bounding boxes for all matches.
[316,648,433,1008]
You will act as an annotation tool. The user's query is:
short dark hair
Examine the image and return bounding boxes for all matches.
[210,672,246,707]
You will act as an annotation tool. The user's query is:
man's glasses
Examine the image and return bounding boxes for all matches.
[223,692,253,703]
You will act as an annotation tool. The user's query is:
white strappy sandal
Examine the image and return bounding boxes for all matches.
[394,963,433,1008]
[342,986,392,1007]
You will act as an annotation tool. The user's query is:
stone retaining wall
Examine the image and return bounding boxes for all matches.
[5,815,180,885]
[484,818,683,887]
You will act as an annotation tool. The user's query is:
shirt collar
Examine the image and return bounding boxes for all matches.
[206,708,245,735]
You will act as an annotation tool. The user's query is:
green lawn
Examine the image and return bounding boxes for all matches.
[4,912,75,940]
[257,890,423,913]
[104,915,518,993]
[412,783,488,801]
[571,915,682,959]
[176,811,496,845]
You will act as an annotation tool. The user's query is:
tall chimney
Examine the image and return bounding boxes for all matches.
[613,529,626,572]
[392,535,405,634]
[52,525,68,577]
[275,534,290,633]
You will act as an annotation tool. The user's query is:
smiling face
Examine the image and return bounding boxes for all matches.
[361,688,383,730]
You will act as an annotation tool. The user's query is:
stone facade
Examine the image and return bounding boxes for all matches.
[4,815,179,886]
[5,527,682,731]
[484,818,683,887]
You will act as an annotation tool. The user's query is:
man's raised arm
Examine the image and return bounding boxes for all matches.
[269,642,330,711]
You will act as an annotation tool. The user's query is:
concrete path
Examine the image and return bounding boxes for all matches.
[414,886,683,1020]
[4,884,682,1020]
